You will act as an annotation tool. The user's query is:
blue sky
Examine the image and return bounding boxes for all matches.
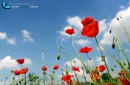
[0,0,130,82]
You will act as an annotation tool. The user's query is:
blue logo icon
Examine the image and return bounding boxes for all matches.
[2,1,11,9]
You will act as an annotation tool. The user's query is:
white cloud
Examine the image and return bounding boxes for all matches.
[65,57,83,67]
[0,32,7,40]
[99,19,108,34]
[100,6,130,45]
[67,16,83,29]
[0,56,32,70]
[75,39,90,46]
[0,32,16,45]
[95,56,108,66]
[22,30,34,42]
[6,38,16,45]
[100,31,112,45]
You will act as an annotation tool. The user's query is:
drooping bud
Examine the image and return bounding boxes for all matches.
[112,37,115,49]
[111,68,114,71]
[117,17,119,21]
[57,52,60,60]
[109,30,112,34]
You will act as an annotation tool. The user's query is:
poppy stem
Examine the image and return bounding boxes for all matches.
[82,67,88,84]
[25,73,26,85]
[86,53,90,60]
[61,46,80,84]
[117,18,130,43]
[43,75,46,85]
[71,37,89,73]
[4,77,8,85]
[42,49,44,65]
[94,37,110,75]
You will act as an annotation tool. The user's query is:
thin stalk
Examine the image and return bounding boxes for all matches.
[82,67,87,84]
[94,37,110,74]
[47,64,54,82]
[4,77,8,85]
[61,46,79,85]
[71,37,89,72]
[42,49,44,65]
[116,37,130,70]
[25,74,26,85]
[100,44,127,72]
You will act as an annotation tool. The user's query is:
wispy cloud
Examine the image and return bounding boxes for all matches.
[0,32,16,45]
[22,30,34,42]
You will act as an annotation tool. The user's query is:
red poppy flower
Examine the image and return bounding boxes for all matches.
[121,78,130,85]
[81,16,94,26]
[16,58,24,64]
[65,28,75,35]
[14,70,20,75]
[79,46,92,53]
[118,77,130,85]
[81,17,99,38]
[53,64,59,70]
[96,65,105,72]
[62,74,74,84]
[42,65,47,71]
[90,71,100,81]
[19,68,28,74]
[120,70,126,76]
[72,66,80,72]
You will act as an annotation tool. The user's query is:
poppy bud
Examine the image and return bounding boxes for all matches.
[101,55,105,58]
[11,70,13,73]
[111,68,114,71]
[124,62,126,66]
[119,73,121,76]
[43,71,46,75]
[19,81,21,84]
[109,30,112,34]
[86,70,90,73]
[57,52,60,60]
[112,43,115,49]
[66,69,69,75]
[117,18,119,21]
[112,37,115,49]
[73,60,76,63]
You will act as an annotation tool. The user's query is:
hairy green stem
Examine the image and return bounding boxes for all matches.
[61,46,79,85]
[95,37,110,75]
